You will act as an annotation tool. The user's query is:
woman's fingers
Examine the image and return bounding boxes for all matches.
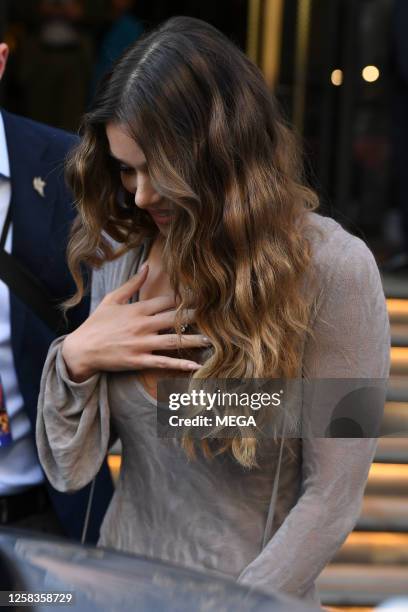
[138,354,202,371]
[143,333,212,351]
[138,294,177,316]
[104,264,149,305]
[146,309,196,332]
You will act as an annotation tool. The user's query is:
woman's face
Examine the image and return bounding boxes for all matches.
[106,122,174,234]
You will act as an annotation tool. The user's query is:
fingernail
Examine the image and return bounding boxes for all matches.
[188,363,201,370]
[202,336,212,345]
[140,262,149,272]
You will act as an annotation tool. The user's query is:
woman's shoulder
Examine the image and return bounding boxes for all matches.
[303,211,382,297]
[304,211,375,267]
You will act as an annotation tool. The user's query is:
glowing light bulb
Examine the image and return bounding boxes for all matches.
[331,69,343,86]
[362,65,380,82]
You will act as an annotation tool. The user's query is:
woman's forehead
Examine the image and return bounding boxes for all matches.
[105,122,146,166]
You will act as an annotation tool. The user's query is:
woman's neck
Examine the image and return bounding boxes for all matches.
[138,234,171,302]
[149,233,165,263]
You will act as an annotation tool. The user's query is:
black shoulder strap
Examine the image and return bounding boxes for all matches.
[0,206,11,250]
[0,208,68,335]
[0,249,68,335]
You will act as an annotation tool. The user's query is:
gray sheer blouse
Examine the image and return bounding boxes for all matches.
[36,212,391,607]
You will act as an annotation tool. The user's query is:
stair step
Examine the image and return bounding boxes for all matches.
[384,275,408,299]
[334,532,408,565]
[390,347,408,376]
[381,402,408,437]
[358,495,408,531]
[387,377,408,403]
[317,563,408,606]
[391,323,408,347]
[387,299,408,323]
[366,463,408,495]
[107,455,120,483]
[323,608,373,612]
[375,438,408,463]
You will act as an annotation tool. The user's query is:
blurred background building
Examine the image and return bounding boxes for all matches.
[1,0,404,265]
[1,1,408,611]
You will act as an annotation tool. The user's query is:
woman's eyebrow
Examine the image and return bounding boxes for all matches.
[109,152,147,171]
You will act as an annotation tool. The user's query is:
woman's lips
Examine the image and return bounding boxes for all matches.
[148,210,173,224]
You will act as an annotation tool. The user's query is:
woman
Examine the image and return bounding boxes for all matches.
[36,16,390,606]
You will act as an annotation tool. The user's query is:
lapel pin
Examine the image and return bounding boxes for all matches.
[33,176,46,198]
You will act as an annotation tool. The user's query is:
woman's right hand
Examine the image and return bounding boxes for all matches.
[61,264,210,382]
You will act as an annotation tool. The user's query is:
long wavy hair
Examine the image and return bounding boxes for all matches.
[65,16,319,468]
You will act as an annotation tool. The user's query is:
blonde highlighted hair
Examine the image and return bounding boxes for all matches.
[65,16,319,468]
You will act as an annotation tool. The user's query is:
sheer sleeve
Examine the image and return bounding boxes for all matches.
[237,233,391,599]
[36,266,110,493]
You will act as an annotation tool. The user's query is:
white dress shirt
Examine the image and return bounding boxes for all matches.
[0,111,44,495]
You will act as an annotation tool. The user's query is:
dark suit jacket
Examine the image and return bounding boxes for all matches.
[2,109,113,542]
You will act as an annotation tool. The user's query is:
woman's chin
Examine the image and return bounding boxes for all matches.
[154,220,171,235]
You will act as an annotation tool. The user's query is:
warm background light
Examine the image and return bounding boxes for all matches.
[331,69,343,86]
[362,65,380,82]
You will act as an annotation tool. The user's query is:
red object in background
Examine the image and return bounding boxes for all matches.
[0,375,12,448]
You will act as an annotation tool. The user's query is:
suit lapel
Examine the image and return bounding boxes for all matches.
[2,110,58,361]
[3,110,58,267]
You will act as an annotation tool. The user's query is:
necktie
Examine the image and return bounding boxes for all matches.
[0,375,12,447]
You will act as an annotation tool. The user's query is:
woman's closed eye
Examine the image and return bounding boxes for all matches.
[119,163,134,175]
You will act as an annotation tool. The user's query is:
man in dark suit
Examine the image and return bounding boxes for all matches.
[0,32,113,542]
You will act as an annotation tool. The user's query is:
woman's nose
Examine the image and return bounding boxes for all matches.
[134,176,161,209]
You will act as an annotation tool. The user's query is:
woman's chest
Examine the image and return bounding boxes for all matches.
[135,258,203,398]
